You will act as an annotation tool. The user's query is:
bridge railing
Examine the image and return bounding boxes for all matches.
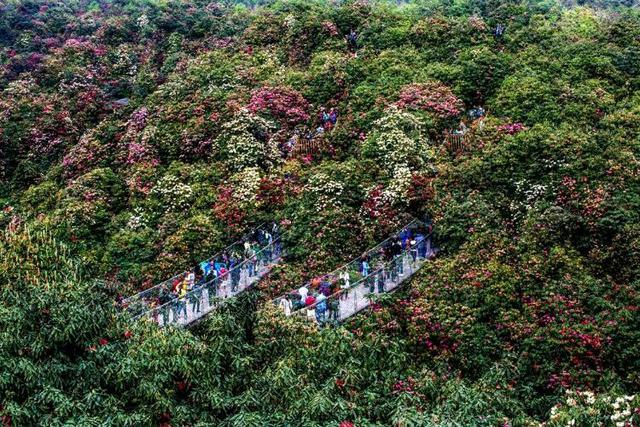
[272,218,421,308]
[122,222,280,320]
[445,132,466,153]
[136,231,287,326]
[293,230,433,323]
[275,220,435,322]
[289,138,321,158]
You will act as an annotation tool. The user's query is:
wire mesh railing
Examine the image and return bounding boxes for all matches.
[122,222,283,322]
[275,220,435,323]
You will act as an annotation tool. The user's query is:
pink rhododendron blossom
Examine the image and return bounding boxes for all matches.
[497,122,526,135]
[395,82,463,119]
[322,21,338,36]
[247,86,310,127]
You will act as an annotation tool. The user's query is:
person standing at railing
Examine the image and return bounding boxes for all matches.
[392,237,404,277]
[425,221,433,257]
[368,268,376,294]
[409,238,418,265]
[230,254,241,293]
[305,293,316,310]
[200,259,211,280]
[204,260,216,282]
[271,222,281,255]
[339,269,350,300]
[377,264,386,294]
[319,278,331,297]
[315,293,327,324]
[399,228,410,250]
[214,258,224,277]
[158,286,172,325]
[219,263,229,294]
[207,268,219,306]
[175,278,188,321]
[171,276,181,293]
[415,232,426,258]
[298,285,309,305]
[328,297,340,322]
[244,242,255,277]
[387,243,399,282]
[361,257,370,278]
[264,231,273,262]
[279,295,293,316]
[187,268,201,315]
[149,299,160,323]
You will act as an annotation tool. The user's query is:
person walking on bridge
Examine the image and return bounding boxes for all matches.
[279,295,293,316]
[175,277,189,322]
[339,269,350,300]
[315,293,327,324]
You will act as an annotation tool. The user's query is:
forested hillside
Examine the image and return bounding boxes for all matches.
[1,0,639,425]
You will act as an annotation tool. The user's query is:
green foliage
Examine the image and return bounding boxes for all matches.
[1,0,640,424]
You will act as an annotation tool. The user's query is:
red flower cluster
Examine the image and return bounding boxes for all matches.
[392,377,417,394]
[247,86,310,127]
[212,186,246,230]
[257,176,286,207]
[497,122,526,135]
[395,82,463,119]
[361,185,398,227]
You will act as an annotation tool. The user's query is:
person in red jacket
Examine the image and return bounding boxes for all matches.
[305,294,316,307]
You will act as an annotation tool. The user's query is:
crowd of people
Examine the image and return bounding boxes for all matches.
[124,218,435,327]
[124,223,282,325]
[277,221,435,325]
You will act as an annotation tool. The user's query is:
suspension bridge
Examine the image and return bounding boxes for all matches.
[123,219,435,327]
[274,219,435,324]
[121,223,284,326]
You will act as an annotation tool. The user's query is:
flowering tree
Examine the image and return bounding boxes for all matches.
[395,81,464,120]
[362,107,429,168]
[247,86,310,128]
[214,109,280,172]
[150,175,193,214]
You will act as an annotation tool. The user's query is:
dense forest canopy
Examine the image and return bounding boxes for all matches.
[1,0,639,425]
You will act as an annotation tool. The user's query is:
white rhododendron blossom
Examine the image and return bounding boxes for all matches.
[230,167,262,205]
[151,175,193,213]
[137,14,150,29]
[546,390,639,426]
[127,207,148,230]
[362,106,432,173]
[305,172,345,212]
[383,165,413,205]
[215,109,280,172]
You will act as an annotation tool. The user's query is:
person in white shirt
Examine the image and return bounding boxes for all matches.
[278,295,292,316]
[298,285,308,303]
[339,270,350,300]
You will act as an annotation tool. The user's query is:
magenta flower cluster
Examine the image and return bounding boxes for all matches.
[247,86,310,127]
[395,82,463,119]
[497,122,526,135]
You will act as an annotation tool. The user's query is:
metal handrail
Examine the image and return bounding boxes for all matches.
[122,222,273,305]
[135,228,290,326]
[289,230,434,323]
[273,218,429,305]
